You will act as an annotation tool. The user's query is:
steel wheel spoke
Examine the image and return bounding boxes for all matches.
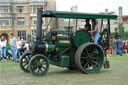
[37,68,40,74]
[82,52,86,56]
[83,61,89,68]
[85,48,89,55]
[92,60,98,66]
[32,65,38,70]
[81,60,85,65]
[35,59,40,65]
[90,61,94,67]
[81,57,87,59]
[92,57,100,60]
[42,66,46,69]
[26,66,29,70]
[39,68,43,73]
[23,63,28,67]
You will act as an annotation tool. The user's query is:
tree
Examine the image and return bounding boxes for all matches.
[118,23,124,38]
[27,34,31,43]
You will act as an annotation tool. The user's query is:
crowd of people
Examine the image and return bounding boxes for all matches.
[0,33,27,62]
[109,36,128,56]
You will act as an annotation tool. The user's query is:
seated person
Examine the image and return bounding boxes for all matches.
[80,19,91,31]
[84,19,91,31]
[79,19,92,37]
[19,39,27,54]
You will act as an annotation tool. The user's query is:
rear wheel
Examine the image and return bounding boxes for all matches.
[75,43,104,73]
[29,54,49,76]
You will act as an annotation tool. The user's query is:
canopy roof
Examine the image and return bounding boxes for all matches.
[42,11,117,19]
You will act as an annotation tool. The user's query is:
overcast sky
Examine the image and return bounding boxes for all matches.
[56,0,128,15]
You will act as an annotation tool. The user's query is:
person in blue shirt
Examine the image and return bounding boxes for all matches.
[117,37,123,56]
[91,19,99,44]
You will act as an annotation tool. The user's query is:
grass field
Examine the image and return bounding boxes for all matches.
[0,54,128,85]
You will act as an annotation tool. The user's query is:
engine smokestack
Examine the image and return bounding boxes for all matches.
[36,6,43,42]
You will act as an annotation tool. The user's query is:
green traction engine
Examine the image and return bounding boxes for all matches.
[19,7,117,76]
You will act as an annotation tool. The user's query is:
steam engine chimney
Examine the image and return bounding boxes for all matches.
[118,6,123,23]
[105,9,108,14]
[71,5,78,12]
[36,6,43,42]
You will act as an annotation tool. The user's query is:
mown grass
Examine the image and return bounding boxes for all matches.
[0,54,128,85]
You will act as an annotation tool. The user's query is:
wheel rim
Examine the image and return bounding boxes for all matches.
[81,44,104,72]
[19,52,32,73]
[75,43,104,73]
[29,54,49,76]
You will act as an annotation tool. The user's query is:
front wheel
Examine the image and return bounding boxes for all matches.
[19,52,32,73]
[29,54,49,76]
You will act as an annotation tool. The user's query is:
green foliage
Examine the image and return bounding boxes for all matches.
[111,23,128,40]
[111,32,128,40]
[111,32,115,35]
[118,23,124,37]
[123,32,128,40]
[27,34,31,42]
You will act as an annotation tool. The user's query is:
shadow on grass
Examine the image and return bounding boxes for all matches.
[45,68,111,76]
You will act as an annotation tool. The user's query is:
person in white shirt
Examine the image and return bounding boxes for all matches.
[0,36,7,61]
[19,39,26,54]
[16,37,22,60]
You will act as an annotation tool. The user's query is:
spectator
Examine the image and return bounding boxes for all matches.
[126,39,128,52]
[21,38,25,48]
[0,36,7,62]
[111,37,117,55]
[117,37,123,56]
[19,38,27,55]
[10,33,17,61]
[123,41,127,54]
[16,37,22,60]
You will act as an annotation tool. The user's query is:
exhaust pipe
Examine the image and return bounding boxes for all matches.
[36,6,43,42]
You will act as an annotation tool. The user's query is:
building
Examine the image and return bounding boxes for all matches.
[110,6,128,32]
[122,16,128,32]
[57,5,85,32]
[0,0,56,41]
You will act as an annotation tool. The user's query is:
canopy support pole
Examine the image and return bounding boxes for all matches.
[68,18,71,37]
[107,19,110,35]
[100,19,103,33]
[75,19,78,32]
